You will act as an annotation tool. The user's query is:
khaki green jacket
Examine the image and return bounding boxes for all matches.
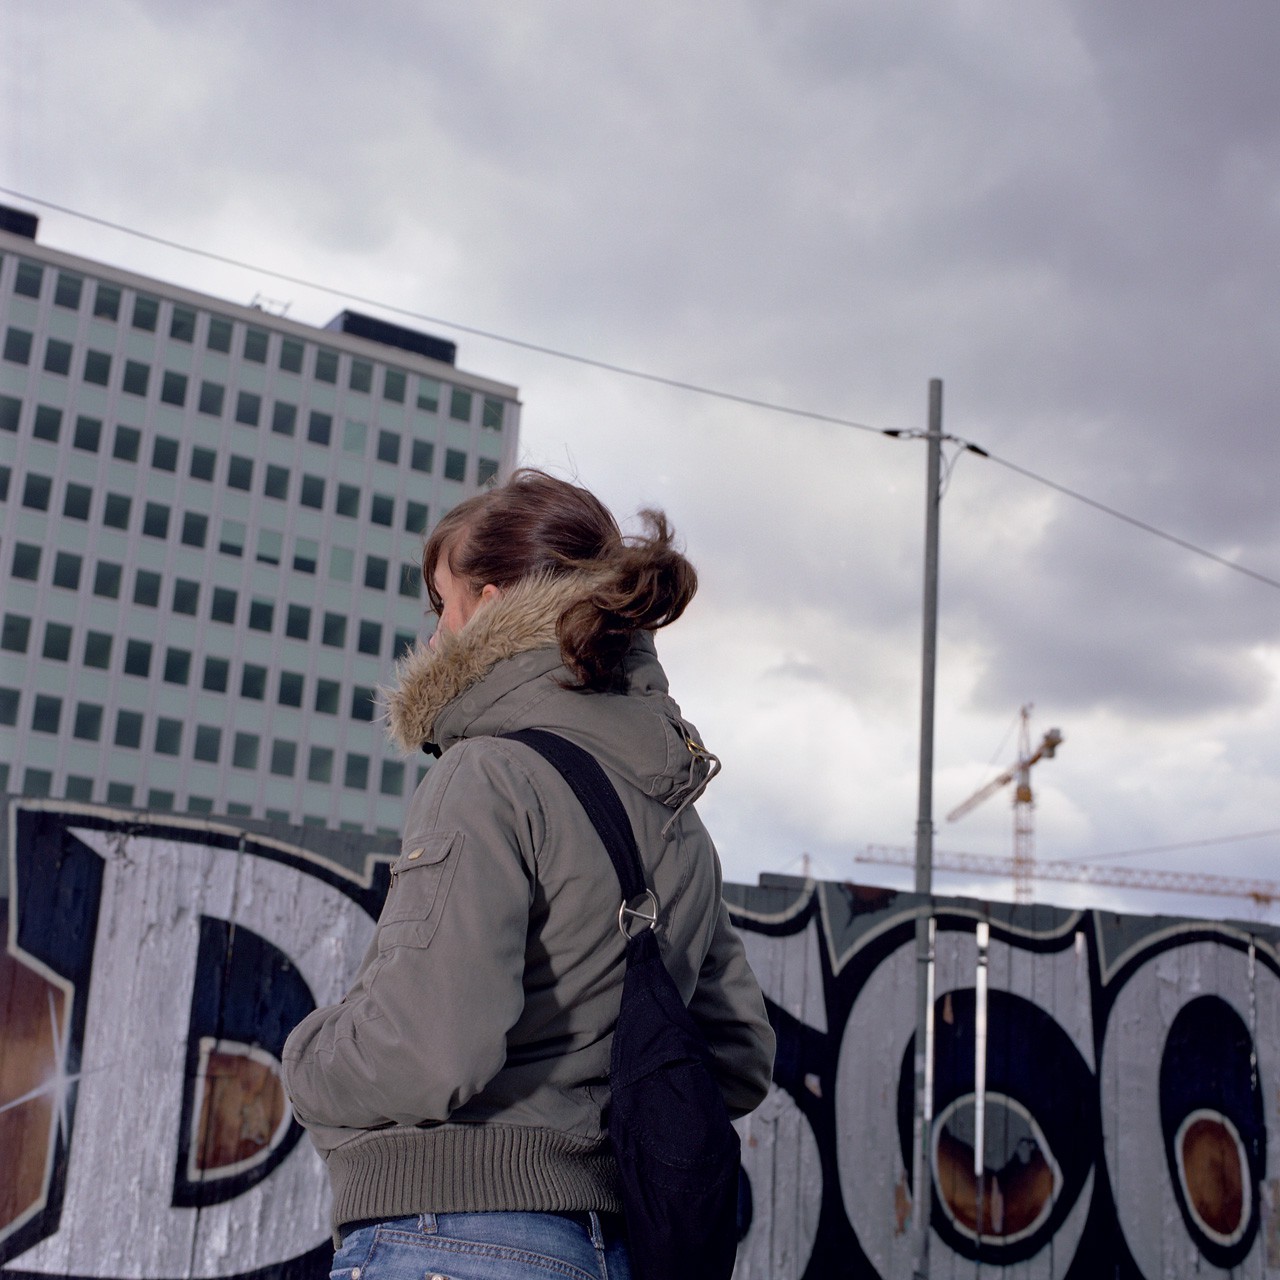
[282,574,775,1233]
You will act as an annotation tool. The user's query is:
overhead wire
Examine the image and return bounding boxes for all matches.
[4,184,1278,594]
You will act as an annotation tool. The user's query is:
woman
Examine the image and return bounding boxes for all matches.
[283,469,775,1280]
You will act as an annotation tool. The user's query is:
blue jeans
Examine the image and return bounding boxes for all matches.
[332,1211,632,1280]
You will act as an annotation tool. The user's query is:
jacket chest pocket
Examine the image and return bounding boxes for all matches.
[376,831,462,950]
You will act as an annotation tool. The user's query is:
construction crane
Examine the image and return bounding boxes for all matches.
[946,706,1063,903]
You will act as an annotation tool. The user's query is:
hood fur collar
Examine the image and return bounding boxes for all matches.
[382,572,602,754]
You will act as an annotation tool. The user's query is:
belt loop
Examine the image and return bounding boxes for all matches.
[417,1213,438,1234]
[587,1210,605,1250]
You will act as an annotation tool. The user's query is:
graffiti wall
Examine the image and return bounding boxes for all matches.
[3,799,1279,1279]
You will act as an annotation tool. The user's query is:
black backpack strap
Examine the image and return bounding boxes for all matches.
[500,728,648,907]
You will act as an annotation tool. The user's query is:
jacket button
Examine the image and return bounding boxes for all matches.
[406,847,424,860]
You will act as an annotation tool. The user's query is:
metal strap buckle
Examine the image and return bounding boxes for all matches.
[617,889,659,939]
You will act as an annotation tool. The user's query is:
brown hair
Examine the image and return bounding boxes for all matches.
[422,469,697,690]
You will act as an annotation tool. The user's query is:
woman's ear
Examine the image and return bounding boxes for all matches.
[479,583,503,604]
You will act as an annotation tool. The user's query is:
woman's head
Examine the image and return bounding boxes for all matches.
[421,469,697,690]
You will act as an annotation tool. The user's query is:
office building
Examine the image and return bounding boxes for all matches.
[0,205,520,834]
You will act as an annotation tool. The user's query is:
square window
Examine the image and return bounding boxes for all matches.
[52,551,82,590]
[198,380,225,416]
[393,630,416,661]
[417,377,440,412]
[227,802,251,816]
[270,739,297,777]
[84,631,113,668]
[207,316,233,352]
[73,702,103,742]
[164,647,192,684]
[181,511,208,547]
[330,546,353,581]
[314,679,340,714]
[0,394,21,432]
[243,327,269,363]
[12,542,42,581]
[477,457,499,486]
[171,579,199,615]
[232,732,260,770]
[122,359,150,396]
[482,397,504,430]
[321,613,346,648]
[33,405,62,441]
[55,272,83,309]
[257,529,282,565]
[14,261,43,298]
[152,435,179,471]
[399,563,422,598]
[342,420,367,453]
[194,725,222,763]
[264,464,289,499]
[219,519,245,556]
[147,788,175,811]
[24,768,52,796]
[187,797,214,814]
[106,782,134,805]
[210,587,238,623]
[241,664,267,699]
[170,306,196,342]
[154,717,182,755]
[160,371,188,406]
[370,493,394,526]
[43,337,73,375]
[450,387,473,422]
[74,415,102,451]
[114,709,143,747]
[142,501,170,538]
[380,760,405,796]
[410,439,434,472]
[32,694,62,734]
[335,483,360,517]
[278,670,304,707]
[202,656,230,692]
[444,448,467,482]
[0,465,8,501]
[307,410,332,445]
[227,455,253,489]
[285,604,311,640]
[405,501,429,534]
[124,639,153,677]
[114,425,141,461]
[364,556,388,591]
[83,349,111,385]
[300,474,324,508]
[22,472,51,510]
[349,359,372,393]
[248,599,274,631]
[314,348,338,382]
[65,776,93,801]
[279,337,304,373]
[1,614,31,652]
[376,430,401,464]
[351,686,376,722]
[307,746,334,784]
[0,688,19,726]
[344,753,370,789]
[383,369,406,403]
[93,561,121,597]
[4,327,33,364]
[294,537,318,573]
[357,620,382,654]
[271,401,297,436]
[43,621,73,661]
[94,283,121,320]
[190,446,216,480]
[235,390,261,426]
[132,295,159,331]
[134,568,161,606]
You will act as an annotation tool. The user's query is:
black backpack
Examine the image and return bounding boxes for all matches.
[502,728,742,1280]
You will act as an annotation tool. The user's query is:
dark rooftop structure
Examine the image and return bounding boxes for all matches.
[325,309,457,367]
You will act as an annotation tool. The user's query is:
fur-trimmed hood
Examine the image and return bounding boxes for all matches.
[382,572,716,809]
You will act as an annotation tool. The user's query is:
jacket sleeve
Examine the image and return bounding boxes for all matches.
[282,742,538,1140]
[687,897,776,1119]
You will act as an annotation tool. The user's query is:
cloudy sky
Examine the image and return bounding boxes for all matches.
[5,0,1279,919]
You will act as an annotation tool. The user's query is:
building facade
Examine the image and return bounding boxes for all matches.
[0,208,520,834]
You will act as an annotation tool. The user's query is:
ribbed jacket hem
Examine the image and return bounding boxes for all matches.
[326,1124,621,1239]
